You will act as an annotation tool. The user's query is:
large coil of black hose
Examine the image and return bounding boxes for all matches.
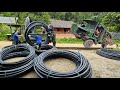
[96,48,120,60]
[25,21,48,46]
[34,49,92,78]
[0,44,36,78]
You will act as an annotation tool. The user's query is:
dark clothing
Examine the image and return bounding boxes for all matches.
[44,25,56,46]
[38,44,41,50]
[14,41,19,45]
[48,25,54,33]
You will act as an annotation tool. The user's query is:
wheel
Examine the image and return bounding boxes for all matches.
[83,39,94,48]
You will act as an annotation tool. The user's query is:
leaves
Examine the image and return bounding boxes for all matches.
[0,12,120,40]
[102,12,120,32]
[0,12,50,24]
[0,24,11,40]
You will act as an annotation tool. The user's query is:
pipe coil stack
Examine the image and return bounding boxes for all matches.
[0,44,36,78]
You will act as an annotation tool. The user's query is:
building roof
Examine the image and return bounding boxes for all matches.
[0,16,18,24]
[50,19,74,28]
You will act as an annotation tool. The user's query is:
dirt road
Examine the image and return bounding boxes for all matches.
[71,50,120,78]
[0,41,116,49]
[0,41,120,78]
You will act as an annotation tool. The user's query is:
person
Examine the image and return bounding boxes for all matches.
[30,35,42,50]
[44,24,56,46]
[13,29,23,45]
[25,16,32,29]
[95,27,101,37]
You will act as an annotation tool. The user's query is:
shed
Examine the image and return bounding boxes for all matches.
[0,16,18,24]
[50,19,75,38]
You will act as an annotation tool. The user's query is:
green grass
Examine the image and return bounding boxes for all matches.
[56,38,83,44]
[112,48,120,51]
[114,40,120,44]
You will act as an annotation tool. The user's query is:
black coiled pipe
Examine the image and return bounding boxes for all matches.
[24,21,57,54]
[35,44,57,55]
[96,48,120,60]
[24,21,48,46]
[0,44,36,78]
[34,49,92,78]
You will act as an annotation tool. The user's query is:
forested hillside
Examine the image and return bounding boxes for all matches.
[0,12,120,32]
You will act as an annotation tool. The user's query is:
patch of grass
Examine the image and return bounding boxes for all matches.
[114,40,120,44]
[56,38,83,44]
[112,48,120,51]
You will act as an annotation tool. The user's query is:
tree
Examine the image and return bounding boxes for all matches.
[65,12,73,21]
[102,12,120,32]
[0,12,50,24]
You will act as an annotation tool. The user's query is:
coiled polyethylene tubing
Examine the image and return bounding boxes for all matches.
[96,48,120,60]
[24,21,56,53]
[34,49,92,78]
[0,44,36,78]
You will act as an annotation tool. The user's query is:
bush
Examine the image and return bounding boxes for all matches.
[0,24,11,40]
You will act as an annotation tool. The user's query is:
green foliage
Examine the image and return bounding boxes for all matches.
[0,12,50,24]
[114,40,120,44]
[101,12,120,32]
[56,38,83,44]
[49,12,65,20]
[48,12,103,24]
[1,12,120,40]
[113,48,120,51]
[65,12,73,21]
[0,24,11,40]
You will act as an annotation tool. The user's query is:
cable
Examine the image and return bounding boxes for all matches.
[96,48,120,60]
[0,44,36,78]
[34,49,92,78]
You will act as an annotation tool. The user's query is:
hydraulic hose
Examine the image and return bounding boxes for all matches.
[0,44,36,78]
[34,49,92,78]
[96,48,120,60]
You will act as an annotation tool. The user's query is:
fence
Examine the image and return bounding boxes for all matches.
[110,32,120,40]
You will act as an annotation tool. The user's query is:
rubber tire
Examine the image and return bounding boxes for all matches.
[83,39,94,48]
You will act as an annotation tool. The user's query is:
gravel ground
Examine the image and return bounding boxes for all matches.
[3,49,120,78]
[72,49,120,78]
[0,41,120,78]
[44,58,76,73]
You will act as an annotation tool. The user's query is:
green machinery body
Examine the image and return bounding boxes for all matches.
[7,24,26,43]
[70,19,113,48]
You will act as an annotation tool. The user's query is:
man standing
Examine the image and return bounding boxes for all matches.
[44,24,56,46]
[13,29,23,45]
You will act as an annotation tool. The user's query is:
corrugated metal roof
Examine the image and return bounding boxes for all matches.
[50,19,74,28]
[0,16,18,24]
